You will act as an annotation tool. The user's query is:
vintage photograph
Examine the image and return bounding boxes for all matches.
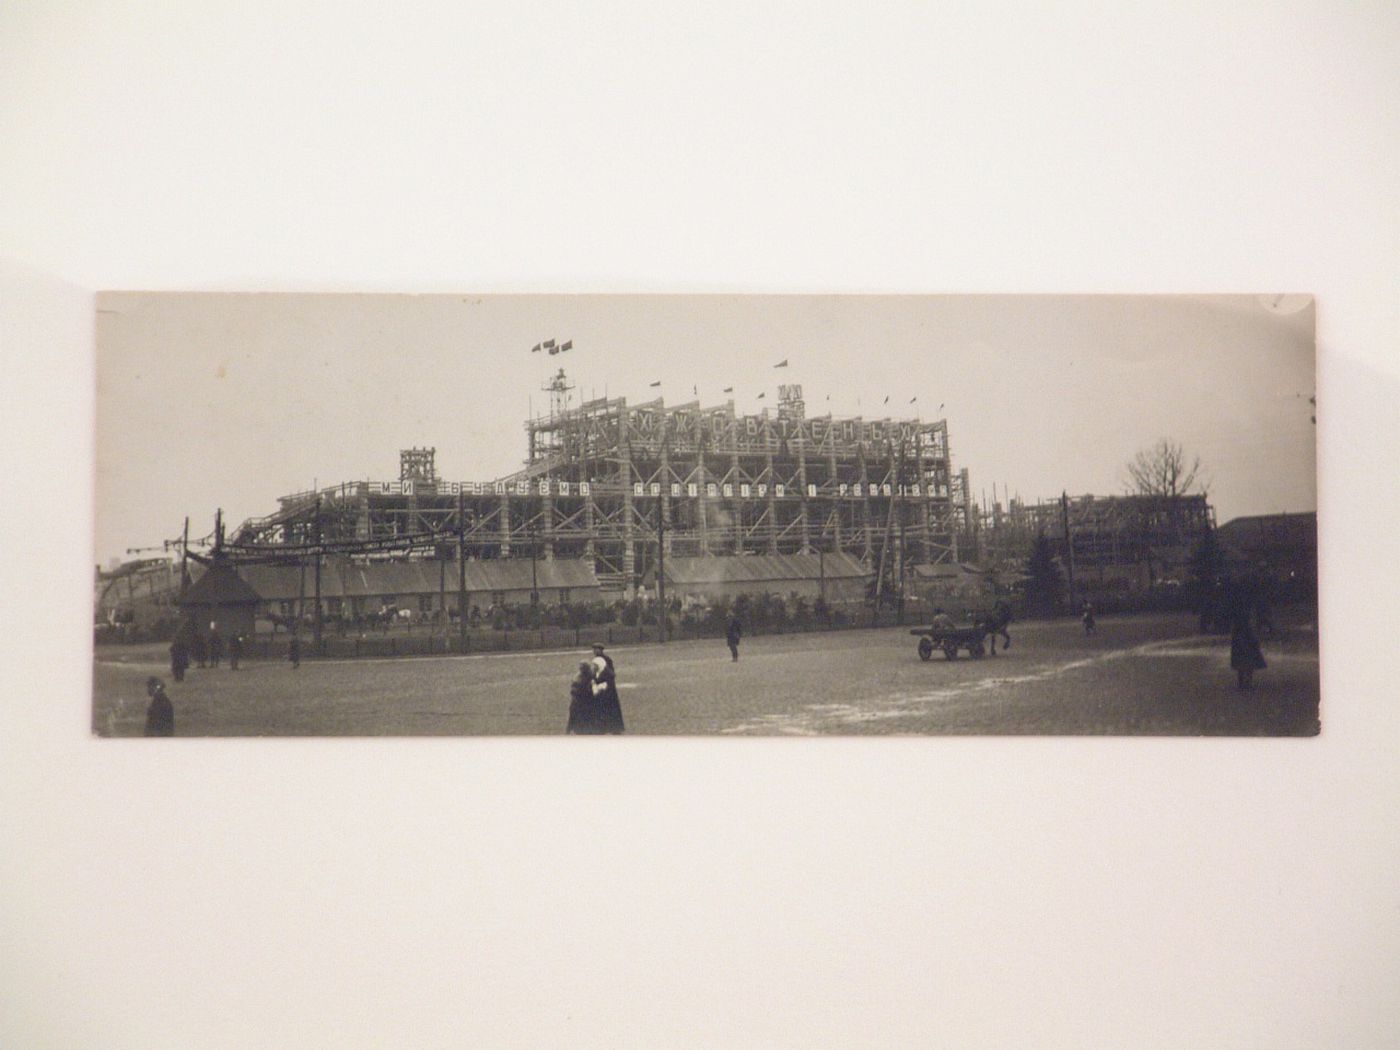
[94,293,1318,737]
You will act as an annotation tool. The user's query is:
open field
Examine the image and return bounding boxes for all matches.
[93,611,1320,737]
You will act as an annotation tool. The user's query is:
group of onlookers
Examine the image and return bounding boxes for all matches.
[169,625,249,681]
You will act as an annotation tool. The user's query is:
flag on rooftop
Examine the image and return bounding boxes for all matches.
[756,392,766,399]
[559,340,572,352]
[543,339,556,349]
[774,359,789,368]
[649,380,662,387]
[530,343,542,353]
[723,386,733,393]
[548,345,559,355]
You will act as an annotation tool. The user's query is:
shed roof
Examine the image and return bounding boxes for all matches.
[236,557,599,601]
[1216,513,1317,550]
[662,552,868,586]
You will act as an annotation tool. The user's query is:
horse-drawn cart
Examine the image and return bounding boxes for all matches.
[910,624,989,661]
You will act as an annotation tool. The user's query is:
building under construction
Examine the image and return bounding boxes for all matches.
[974,492,1215,591]
[228,373,972,600]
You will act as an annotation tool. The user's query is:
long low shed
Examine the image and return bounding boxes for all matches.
[654,552,870,605]
[233,557,601,616]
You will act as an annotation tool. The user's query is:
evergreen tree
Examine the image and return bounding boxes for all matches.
[1025,532,1065,616]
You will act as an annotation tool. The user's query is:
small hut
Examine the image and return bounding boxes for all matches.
[177,557,261,642]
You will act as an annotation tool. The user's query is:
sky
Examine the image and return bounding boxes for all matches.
[94,293,1315,567]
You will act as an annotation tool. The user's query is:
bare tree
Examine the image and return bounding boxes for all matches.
[1126,439,1205,498]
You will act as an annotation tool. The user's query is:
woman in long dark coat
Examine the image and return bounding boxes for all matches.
[566,661,603,734]
[590,644,625,734]
[1230,596,1267,691]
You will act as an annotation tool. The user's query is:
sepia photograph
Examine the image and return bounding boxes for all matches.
[94,292,1318,737]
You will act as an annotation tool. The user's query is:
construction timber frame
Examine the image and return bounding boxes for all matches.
[973,492,1215,584]
[229,388,971,599]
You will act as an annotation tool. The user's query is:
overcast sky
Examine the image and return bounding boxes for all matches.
[95,293,1315,566]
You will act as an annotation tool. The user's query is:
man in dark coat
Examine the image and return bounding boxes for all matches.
[144,676,174,737]
[288,633,301,669]
[191,631,207,669]
[726,615,743,661]
[208,626,224,668]
[169,636,190,682]
[566,660,604,734]
[590,643,625,734]
[228,633,243,670]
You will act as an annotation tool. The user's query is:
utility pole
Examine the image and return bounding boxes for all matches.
[897,439,907,625]
[438,540,447,646]
[1061,491,1077,614]
[656,492,667,642]
[529,516,539,609]
[313,497,323,655]
[179,516,190,600]
[457,490,468,652]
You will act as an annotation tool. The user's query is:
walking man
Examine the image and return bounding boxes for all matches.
[228,633,243,671]
[289,633,301,669]
[208,625,224,668]
[726,614,743,662]
[169,635,190,682]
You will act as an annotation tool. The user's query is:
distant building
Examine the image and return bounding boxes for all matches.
[911,561,994,616]
[1216,512,1317,590]
[976,493,1215,591]
[94,557,181,627]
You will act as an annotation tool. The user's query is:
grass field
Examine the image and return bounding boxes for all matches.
[93,610,1320,737]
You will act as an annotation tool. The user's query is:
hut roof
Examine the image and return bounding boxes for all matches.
[179,559,261,606]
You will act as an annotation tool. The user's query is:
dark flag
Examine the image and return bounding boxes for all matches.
[543,339,556,349]
[650,380,662,387]
[910,396,917,404]
[774,359,789,368]
[756,392,766,399]
[559,340,572,352]
[723,386,734,393]
[692,385,698,396]
[884,396,890,404]
[548,345,559,355]
[530,343,542,353]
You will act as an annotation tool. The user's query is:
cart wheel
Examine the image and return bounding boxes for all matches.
[918,637,934,661]
[970,640,985,658]
[943,640,959,660]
